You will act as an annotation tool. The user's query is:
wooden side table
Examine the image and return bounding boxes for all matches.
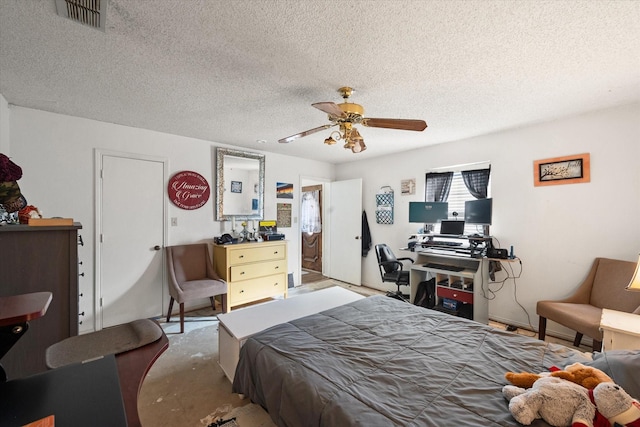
[599,308,640,351]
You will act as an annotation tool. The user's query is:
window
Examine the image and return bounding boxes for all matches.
[448,172,490,235]
[425,164,491,235]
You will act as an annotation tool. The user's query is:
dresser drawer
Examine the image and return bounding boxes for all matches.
[438,286,473,304]
[227,244,286,265]
[229,274,287,304]
[230,259,286,282]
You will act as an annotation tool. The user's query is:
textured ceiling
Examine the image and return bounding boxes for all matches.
[1,1,639,165]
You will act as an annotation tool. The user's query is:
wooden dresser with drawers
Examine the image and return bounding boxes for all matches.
[212,240,288,311]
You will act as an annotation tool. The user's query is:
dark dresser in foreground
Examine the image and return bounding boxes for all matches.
[0,223,82,379]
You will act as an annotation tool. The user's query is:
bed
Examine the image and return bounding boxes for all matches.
[232,294,639,426]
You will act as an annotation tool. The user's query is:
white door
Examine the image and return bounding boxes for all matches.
[97,152,166,328]
[327,178,362,285]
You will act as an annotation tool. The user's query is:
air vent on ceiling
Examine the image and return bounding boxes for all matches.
[55,0,106,31]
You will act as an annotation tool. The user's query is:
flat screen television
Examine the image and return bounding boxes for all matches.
[464,198,492,225]
[408,202,448,223]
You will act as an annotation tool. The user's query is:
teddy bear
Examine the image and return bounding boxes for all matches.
[503,376,596,426]
[503,378,640,427]
[590,382,640,427]
[505,362,613,390]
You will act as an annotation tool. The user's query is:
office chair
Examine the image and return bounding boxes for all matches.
[166,244,228,333]
[375,244,414,301]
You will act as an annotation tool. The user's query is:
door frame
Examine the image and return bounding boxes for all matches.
[298,176,330,286]
[298,176,362,287]
[300,183,323,273]
[93,149,168,331]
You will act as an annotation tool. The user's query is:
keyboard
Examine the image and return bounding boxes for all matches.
[422,263,465,272]
[422,241,463,247]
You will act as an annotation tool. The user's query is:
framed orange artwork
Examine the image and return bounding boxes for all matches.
[533,153,590,187]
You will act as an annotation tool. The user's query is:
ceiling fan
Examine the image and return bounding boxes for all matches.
[278,87,428,153]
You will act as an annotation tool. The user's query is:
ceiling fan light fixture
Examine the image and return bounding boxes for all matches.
[353,139,367,153]
[279,85,426,153]
[348,128,366,153]
[324,131,340,145]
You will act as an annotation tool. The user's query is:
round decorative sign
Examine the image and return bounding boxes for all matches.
[168,171,210,210]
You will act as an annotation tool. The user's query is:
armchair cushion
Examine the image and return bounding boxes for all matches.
[537,302,603,342]
[590,258,640,311]
[537,257,640,344]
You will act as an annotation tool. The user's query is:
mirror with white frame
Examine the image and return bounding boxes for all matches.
[215,148,265,221]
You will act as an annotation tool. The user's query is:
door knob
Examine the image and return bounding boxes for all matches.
[154,245,161,251]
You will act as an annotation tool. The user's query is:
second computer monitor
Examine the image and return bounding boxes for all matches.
[408,201,448,224]
[464,198,492,225]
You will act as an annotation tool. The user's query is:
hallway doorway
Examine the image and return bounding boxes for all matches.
[301,268,327,284]
[301,184,323,273]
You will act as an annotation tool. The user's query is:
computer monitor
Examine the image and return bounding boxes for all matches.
[464,198,492,225]
[439,220,465,236]
[408,202,448,223]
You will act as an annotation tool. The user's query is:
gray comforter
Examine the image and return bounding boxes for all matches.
[233,294,590,426]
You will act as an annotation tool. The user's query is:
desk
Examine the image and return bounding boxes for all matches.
[0,292,52,382]
[599,309,640,351]
[0,354,127,427]
[1,293,167,426]
[409,250,489,323]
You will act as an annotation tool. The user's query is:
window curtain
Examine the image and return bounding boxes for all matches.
[461,167,491,199]
[425,172,454,202]
[300,190,321,235]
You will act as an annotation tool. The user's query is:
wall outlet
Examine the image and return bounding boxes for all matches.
[171,217,178,226]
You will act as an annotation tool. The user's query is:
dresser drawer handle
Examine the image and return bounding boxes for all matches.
[274,266,279,269]
[274,283,279,286]
[274,251,278,254]
[240,271,245,275]
[239,255,244,259]
[239,289,244,293]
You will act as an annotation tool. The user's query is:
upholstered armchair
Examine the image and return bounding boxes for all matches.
[536,257,640,351]
[166,244,228,333]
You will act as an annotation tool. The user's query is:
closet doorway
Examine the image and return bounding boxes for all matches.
[301,184,325,283]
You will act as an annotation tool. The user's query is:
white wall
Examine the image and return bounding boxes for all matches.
[0,94,9,154]
[5,102,639,340]
[7,106,334,332]
[336,102,640,340]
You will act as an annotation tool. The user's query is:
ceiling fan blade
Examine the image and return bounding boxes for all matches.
[312,102,347,119]
[278,124,335,144]
[363,118,427,131]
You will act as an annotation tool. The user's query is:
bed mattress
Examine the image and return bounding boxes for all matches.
[233,295,592,426]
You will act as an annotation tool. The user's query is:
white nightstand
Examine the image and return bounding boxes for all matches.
[599,309,640,351]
